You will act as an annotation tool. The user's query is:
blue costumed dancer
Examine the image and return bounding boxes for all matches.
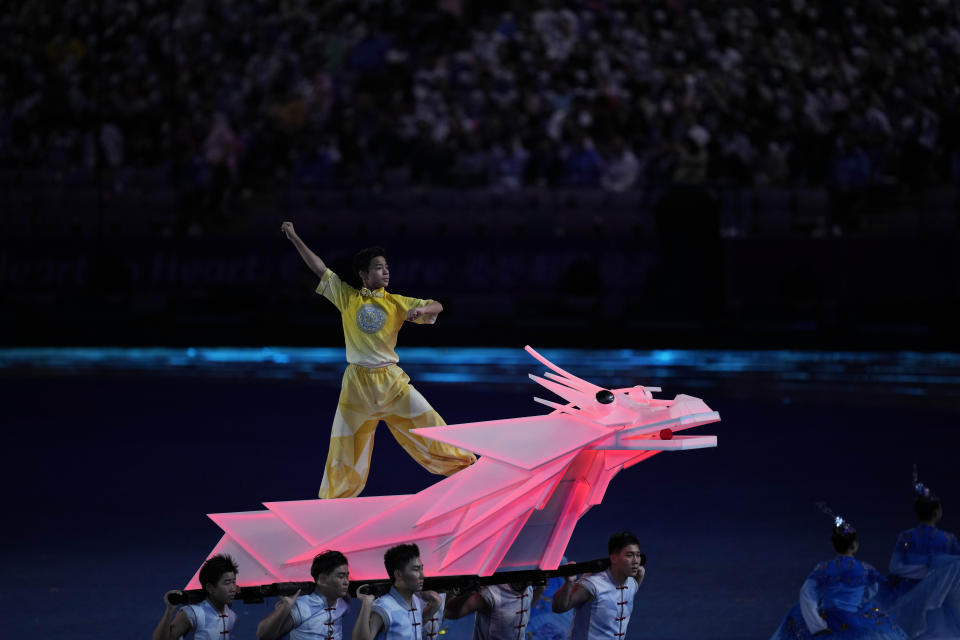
[770,506,907,640]
[878,470,960,639]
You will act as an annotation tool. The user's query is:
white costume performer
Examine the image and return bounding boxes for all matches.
[474,584,535,640]
[182,600,237,640]
[568,570,639,640]
[373,588,427,640]
[290,592,350,640]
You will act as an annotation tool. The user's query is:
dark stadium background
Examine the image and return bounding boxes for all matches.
[3,1,960,638]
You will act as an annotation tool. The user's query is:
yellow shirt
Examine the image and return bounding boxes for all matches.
[316,269,437,367]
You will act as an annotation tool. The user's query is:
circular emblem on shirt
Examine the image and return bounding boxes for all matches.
[356,303,387,334]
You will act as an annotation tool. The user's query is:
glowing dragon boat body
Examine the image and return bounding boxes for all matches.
[186,346,719,588]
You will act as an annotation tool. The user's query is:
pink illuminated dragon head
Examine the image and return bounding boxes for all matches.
[186,346,719,588]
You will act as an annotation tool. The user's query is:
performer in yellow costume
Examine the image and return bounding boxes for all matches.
[282,221,476,498]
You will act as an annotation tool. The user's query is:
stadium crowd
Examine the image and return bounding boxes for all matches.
[3,0,960,193]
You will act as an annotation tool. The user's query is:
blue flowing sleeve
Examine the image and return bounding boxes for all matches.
[799,577,827,634]
[863,562,883,601]
[890,531,929,579]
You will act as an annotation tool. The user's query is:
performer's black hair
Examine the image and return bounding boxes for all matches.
[311,550,348,582]
[199,554,239,591]
[353,246,387,277]
[384,543,421,581]
[831,528,858,554]
[608,531,641,555]
[915,494,942,521]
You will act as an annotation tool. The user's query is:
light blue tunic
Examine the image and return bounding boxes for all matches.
[290,592,350,640]
[374,587,426,640]
[473,584,534,640]
[182,599,237,640]
[568,570,639,640]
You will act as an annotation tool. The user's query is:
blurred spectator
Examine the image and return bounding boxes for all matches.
[2,0,959,192]
[601,137,640,192]
[563,132,604,187]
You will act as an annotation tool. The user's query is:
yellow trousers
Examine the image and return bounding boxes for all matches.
[318,364,476,499]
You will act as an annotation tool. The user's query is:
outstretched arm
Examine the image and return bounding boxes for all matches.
[282,221,327,278]
[407,302,443,322]
[407,302,443,324]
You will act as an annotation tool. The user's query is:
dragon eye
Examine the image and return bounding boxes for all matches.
[595,390,615,404]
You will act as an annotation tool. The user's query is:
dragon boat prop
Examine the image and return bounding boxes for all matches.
[185,346,719,588]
